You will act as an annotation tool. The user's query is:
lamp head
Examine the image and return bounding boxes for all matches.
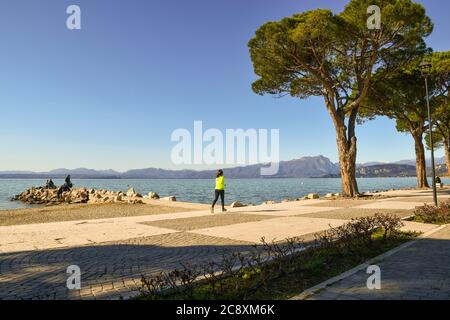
[419,60,432,72]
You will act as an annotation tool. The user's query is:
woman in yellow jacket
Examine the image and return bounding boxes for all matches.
[211,169,227,213]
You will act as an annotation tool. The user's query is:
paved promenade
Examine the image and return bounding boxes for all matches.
[0,189,448,300]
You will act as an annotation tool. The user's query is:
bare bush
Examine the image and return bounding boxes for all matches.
[414,200,450,224]
[139,214,404,299]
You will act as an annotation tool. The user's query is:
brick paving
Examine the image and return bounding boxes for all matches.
[0,232,252,300]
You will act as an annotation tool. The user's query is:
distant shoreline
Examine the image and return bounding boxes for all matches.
[0,155,446,180]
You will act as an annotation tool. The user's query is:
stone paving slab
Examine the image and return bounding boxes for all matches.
[305,199,377,208]
[380,196,450,203]
[141,213,277,231]
[354,201,426,210]
[0,220,179,253]
[299,208,412,220]
[233,206,341,217]
[400,221,439,234]
[0,210,217,254]
[189,217,349,243]
[295,225,450,300]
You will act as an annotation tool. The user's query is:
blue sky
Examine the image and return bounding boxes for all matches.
[0,0,449,172]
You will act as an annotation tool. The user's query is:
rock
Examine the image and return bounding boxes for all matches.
[13,187,90,206]
[263,200,276,205]
[334,193,340,197]
[126,188,137,197]
[282,198,291,203]
[230,201,246,208]
[161,196,176,201]
[325,193,334,198]
[148,192,160,199]
[125,187,142,198]
[12,186,147,206]
[128,199,144,204]
[307,193,319,199]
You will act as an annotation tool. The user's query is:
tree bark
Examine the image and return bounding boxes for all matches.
[324,95,359,198]
[333,118,359,197]
[412,130,429,188]
[444,137,450,177]
[336,132,359,197]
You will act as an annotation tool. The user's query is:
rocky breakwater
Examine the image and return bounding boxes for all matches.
[12,187,146,206]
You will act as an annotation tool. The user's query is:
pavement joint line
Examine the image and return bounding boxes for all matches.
[290,223,448,300]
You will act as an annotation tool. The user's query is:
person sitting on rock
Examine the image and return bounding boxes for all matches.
[57,175,73,198]
[47,179,56,189]
[435,176,443,188]
[65,175,73,188]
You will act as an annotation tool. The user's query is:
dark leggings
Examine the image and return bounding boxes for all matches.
[212,189,225,209]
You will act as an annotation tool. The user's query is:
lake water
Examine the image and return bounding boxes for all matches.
[1,177,448,211]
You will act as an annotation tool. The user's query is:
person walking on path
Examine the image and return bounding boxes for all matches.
[211,169,227,213]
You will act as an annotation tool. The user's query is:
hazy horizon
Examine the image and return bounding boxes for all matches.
[0,154,445,173]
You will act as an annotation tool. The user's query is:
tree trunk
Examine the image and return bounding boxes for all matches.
[336,124,359,197]
[412,131,429,188]
[324,94,359,198]
[444,138,450,177]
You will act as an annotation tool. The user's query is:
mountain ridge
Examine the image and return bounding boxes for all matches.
[0,155,446,179]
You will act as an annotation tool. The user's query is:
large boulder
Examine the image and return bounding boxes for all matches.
[230,201,246,208]
[126,188,142,198]
[126,188,136,197]
[70,189,89,203]
[148,192,160,199]
[128,199,144,204]
[161,196,176,202]
[307,193,320,199]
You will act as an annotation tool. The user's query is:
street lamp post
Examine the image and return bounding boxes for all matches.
[420,60,438,206]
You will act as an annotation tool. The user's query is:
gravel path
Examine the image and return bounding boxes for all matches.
[0,203,202,226]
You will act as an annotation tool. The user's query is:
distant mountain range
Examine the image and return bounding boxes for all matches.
[357,157,446,168]
[0,155,446,179]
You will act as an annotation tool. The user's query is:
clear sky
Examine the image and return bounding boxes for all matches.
[0,0,449,172]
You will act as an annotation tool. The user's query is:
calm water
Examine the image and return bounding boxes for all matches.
[1,177,448,211]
